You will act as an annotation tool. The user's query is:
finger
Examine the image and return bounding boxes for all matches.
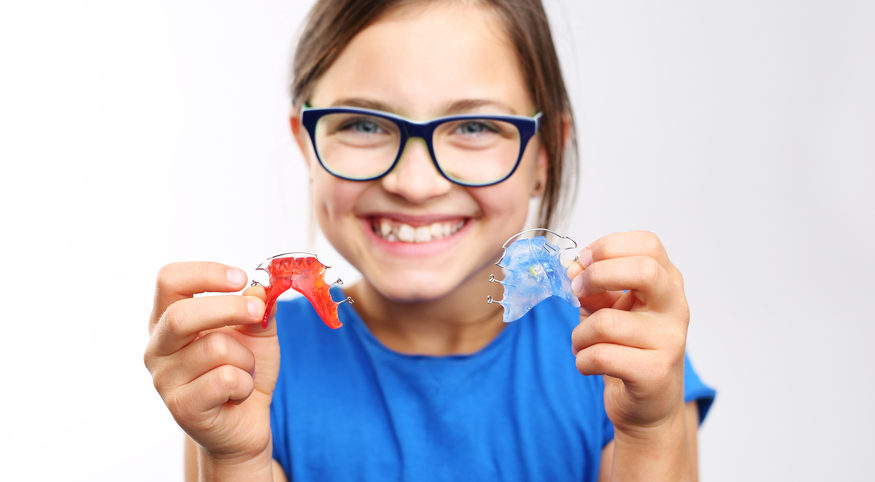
[576,290,623,316]
[574,342,653,385]
[577,231,672,271]
[571,309,657,354]
[150,331,257,392]
[150,262,249,331]
[571,256,676,311]
[148,295,265,356]
[243,284,266,301]
[568,253,623,314]
[165,365,255,424]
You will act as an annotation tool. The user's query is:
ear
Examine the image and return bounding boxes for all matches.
[289,110,314,171]
[560,113,572,151]
[531,143,548,198]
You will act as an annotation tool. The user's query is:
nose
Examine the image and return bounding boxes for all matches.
[380,138,452,203]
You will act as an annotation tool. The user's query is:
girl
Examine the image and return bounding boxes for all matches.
[145,0,715,480]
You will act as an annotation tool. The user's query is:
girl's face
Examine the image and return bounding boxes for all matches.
[294,2,547,304]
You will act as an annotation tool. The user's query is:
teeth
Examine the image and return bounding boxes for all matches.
[397,224,415,243]
[372,218,465,243]
[414,226,431,242]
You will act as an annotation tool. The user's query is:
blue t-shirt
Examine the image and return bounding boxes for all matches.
[270,288,715,481]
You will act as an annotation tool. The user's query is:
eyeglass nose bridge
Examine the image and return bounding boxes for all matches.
[383,119,446,180]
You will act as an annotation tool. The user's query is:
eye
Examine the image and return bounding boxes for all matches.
[340,118,385,135]
[454,120,498,136]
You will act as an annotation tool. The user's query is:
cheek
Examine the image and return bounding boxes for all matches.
[472,181,531,224]
[309,174,360,225]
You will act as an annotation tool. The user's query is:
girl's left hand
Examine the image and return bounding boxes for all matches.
[566,231,689,438]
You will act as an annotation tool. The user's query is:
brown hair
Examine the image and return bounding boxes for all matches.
[291,0,577,228]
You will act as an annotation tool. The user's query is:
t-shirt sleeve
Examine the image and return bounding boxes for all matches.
[683,354,716,424]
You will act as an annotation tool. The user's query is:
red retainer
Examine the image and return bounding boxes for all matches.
[260,256,344,329]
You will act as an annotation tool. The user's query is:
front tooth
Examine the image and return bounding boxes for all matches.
[414,226,432,243]
[380,218,392,238]
[397,224,415,243]
[429,223,443,239]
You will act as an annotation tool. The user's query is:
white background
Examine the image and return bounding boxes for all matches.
[1,1,873,480]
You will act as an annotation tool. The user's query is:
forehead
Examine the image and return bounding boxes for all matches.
[309,2,534,118]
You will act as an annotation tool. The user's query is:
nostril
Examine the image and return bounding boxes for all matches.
[380,141,452,201]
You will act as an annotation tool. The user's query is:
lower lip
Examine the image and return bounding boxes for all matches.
[361,218,471,257]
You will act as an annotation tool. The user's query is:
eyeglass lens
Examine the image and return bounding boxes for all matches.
[313,112,522,185]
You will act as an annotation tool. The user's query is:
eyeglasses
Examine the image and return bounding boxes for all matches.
[301,105,542,187]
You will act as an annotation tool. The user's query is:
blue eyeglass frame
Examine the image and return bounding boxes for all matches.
[300,105,543,187]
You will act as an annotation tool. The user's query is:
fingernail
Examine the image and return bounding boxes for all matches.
[227,268,247,287]
[577,247,593,270]
[247,298,263,318]
[571,275,584,297]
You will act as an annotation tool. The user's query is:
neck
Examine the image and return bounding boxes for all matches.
[346,265,505,356]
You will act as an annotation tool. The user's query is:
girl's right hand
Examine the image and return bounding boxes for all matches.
[144,262,280,470]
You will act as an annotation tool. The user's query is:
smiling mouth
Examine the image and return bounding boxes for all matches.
[370,217,467,243]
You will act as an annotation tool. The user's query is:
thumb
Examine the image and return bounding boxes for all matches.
[236,284,277,337]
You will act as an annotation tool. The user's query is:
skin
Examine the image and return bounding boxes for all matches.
[145,2,700,481]
[294,3,546,355]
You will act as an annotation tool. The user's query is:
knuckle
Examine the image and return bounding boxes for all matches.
[162,303,187,337]
[575,350,592,374]
[204,332,232,360]
[145,357,173,394]
[637,231,663,254]
[672,267,686,291]
[156,263,179,291]
[151,367,169,393]
[571,323,586,353]
[636,257,662,285]
[216,364,242,390]
[588,343,610,370]
[143,347,156,372]
[164,391,188,419]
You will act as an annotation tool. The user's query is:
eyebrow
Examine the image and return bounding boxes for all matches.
[441,99,520,116]
[327,97,521,117]
[329,97,394,112]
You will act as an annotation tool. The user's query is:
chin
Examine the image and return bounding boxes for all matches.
[367,270,464,304]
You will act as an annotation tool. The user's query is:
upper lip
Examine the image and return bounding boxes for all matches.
[362,212,472,226]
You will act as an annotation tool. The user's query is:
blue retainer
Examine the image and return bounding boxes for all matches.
[488,235,580,323]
